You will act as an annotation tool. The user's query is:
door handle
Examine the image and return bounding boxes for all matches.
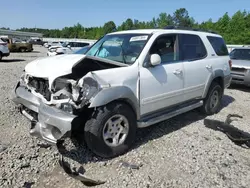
[173,69,182,75]
[206,65,212,69]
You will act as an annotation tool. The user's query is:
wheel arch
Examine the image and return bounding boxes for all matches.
[202,69,225,98]
[89,86,140,120]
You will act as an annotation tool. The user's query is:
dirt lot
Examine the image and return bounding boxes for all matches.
[0,46,250,188]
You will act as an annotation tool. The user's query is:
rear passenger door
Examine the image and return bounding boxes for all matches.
[179,33,211,101]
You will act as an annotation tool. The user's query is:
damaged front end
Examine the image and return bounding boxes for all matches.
[51,74,101,115]
[12,72,103,144]
[12,56,119,144]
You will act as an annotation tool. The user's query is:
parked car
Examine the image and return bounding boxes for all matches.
[12,27,231,158]
[0,38,10,60]
[28,38,45,46]
[52,45,91,56]
[44,41,62,48]
[230,47,250,86]
[1,37,33,52]
[47,41,92,56]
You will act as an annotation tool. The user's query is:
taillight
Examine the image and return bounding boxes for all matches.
[229,60,232,70]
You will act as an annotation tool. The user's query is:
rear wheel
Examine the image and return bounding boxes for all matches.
[84,102,137,158]
[200,82,223,115]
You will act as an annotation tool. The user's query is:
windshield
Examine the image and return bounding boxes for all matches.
[85,33,150,65]
[230,49,250,60]
[74,45,91,54]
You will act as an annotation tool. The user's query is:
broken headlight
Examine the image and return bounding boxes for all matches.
[52,78,73,100]
[72,77,99,106]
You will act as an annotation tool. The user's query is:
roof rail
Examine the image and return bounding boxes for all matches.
[163,25,218,34]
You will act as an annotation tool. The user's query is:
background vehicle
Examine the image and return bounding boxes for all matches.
[47,41,91,56]
[28,38,45,46]
[1,37,33,52]
[230,47,250,86]
[0,38,10,60]
[12,27,231,158]
[44,41,63,48]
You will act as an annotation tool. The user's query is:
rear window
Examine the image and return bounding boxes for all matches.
[207,36,228,56]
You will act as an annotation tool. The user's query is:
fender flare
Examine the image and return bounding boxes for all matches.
[89,86,140,119]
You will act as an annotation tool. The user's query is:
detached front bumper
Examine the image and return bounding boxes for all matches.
[12,83,76,144]
[35,103,76,144]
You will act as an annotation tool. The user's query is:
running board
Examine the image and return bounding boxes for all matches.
[137,100,203,128]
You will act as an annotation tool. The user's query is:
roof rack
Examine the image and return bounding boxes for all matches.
[163,25,218,34]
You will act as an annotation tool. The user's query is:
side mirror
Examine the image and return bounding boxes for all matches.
[67,45,71,48]
[150,54,161,66]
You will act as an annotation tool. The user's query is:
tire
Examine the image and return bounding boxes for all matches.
[0,52,2,61]
[200,82,223,115]
[84,102,137,158]
[20,48,26,52]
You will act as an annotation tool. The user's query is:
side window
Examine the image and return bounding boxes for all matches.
[149,35,179,63]
[179,34,207,61]
[207,36,229,56]
[80,42,89,47]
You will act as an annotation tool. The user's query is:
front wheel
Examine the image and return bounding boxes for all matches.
[200,82,223,115]
[84,102,137,158]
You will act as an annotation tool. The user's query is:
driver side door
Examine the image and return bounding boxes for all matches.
[139,34,185,116]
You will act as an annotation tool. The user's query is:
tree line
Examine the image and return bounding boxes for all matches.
[13,8,250,44]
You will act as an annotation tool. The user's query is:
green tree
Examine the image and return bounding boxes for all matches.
[173,8,194,27]
[103,21,116,34]
[156,13,174,28]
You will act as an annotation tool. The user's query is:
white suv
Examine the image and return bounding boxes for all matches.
[12,27,232,158]
[0,38,10,60]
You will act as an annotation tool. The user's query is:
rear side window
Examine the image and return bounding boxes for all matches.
[79,42,89,47]
[207,36,228,56]
[179,34,207,61]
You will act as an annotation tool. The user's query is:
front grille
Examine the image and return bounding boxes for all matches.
[28,77,51,101]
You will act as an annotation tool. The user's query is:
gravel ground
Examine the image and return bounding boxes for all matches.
[0,46,250,188]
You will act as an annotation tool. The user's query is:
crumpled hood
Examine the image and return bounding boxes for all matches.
[231,59,250,69]
[25,54,86,78]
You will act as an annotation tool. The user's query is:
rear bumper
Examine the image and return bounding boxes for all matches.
[11,82,76,144]
[231,69,250,86]
[224,74,232,88]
